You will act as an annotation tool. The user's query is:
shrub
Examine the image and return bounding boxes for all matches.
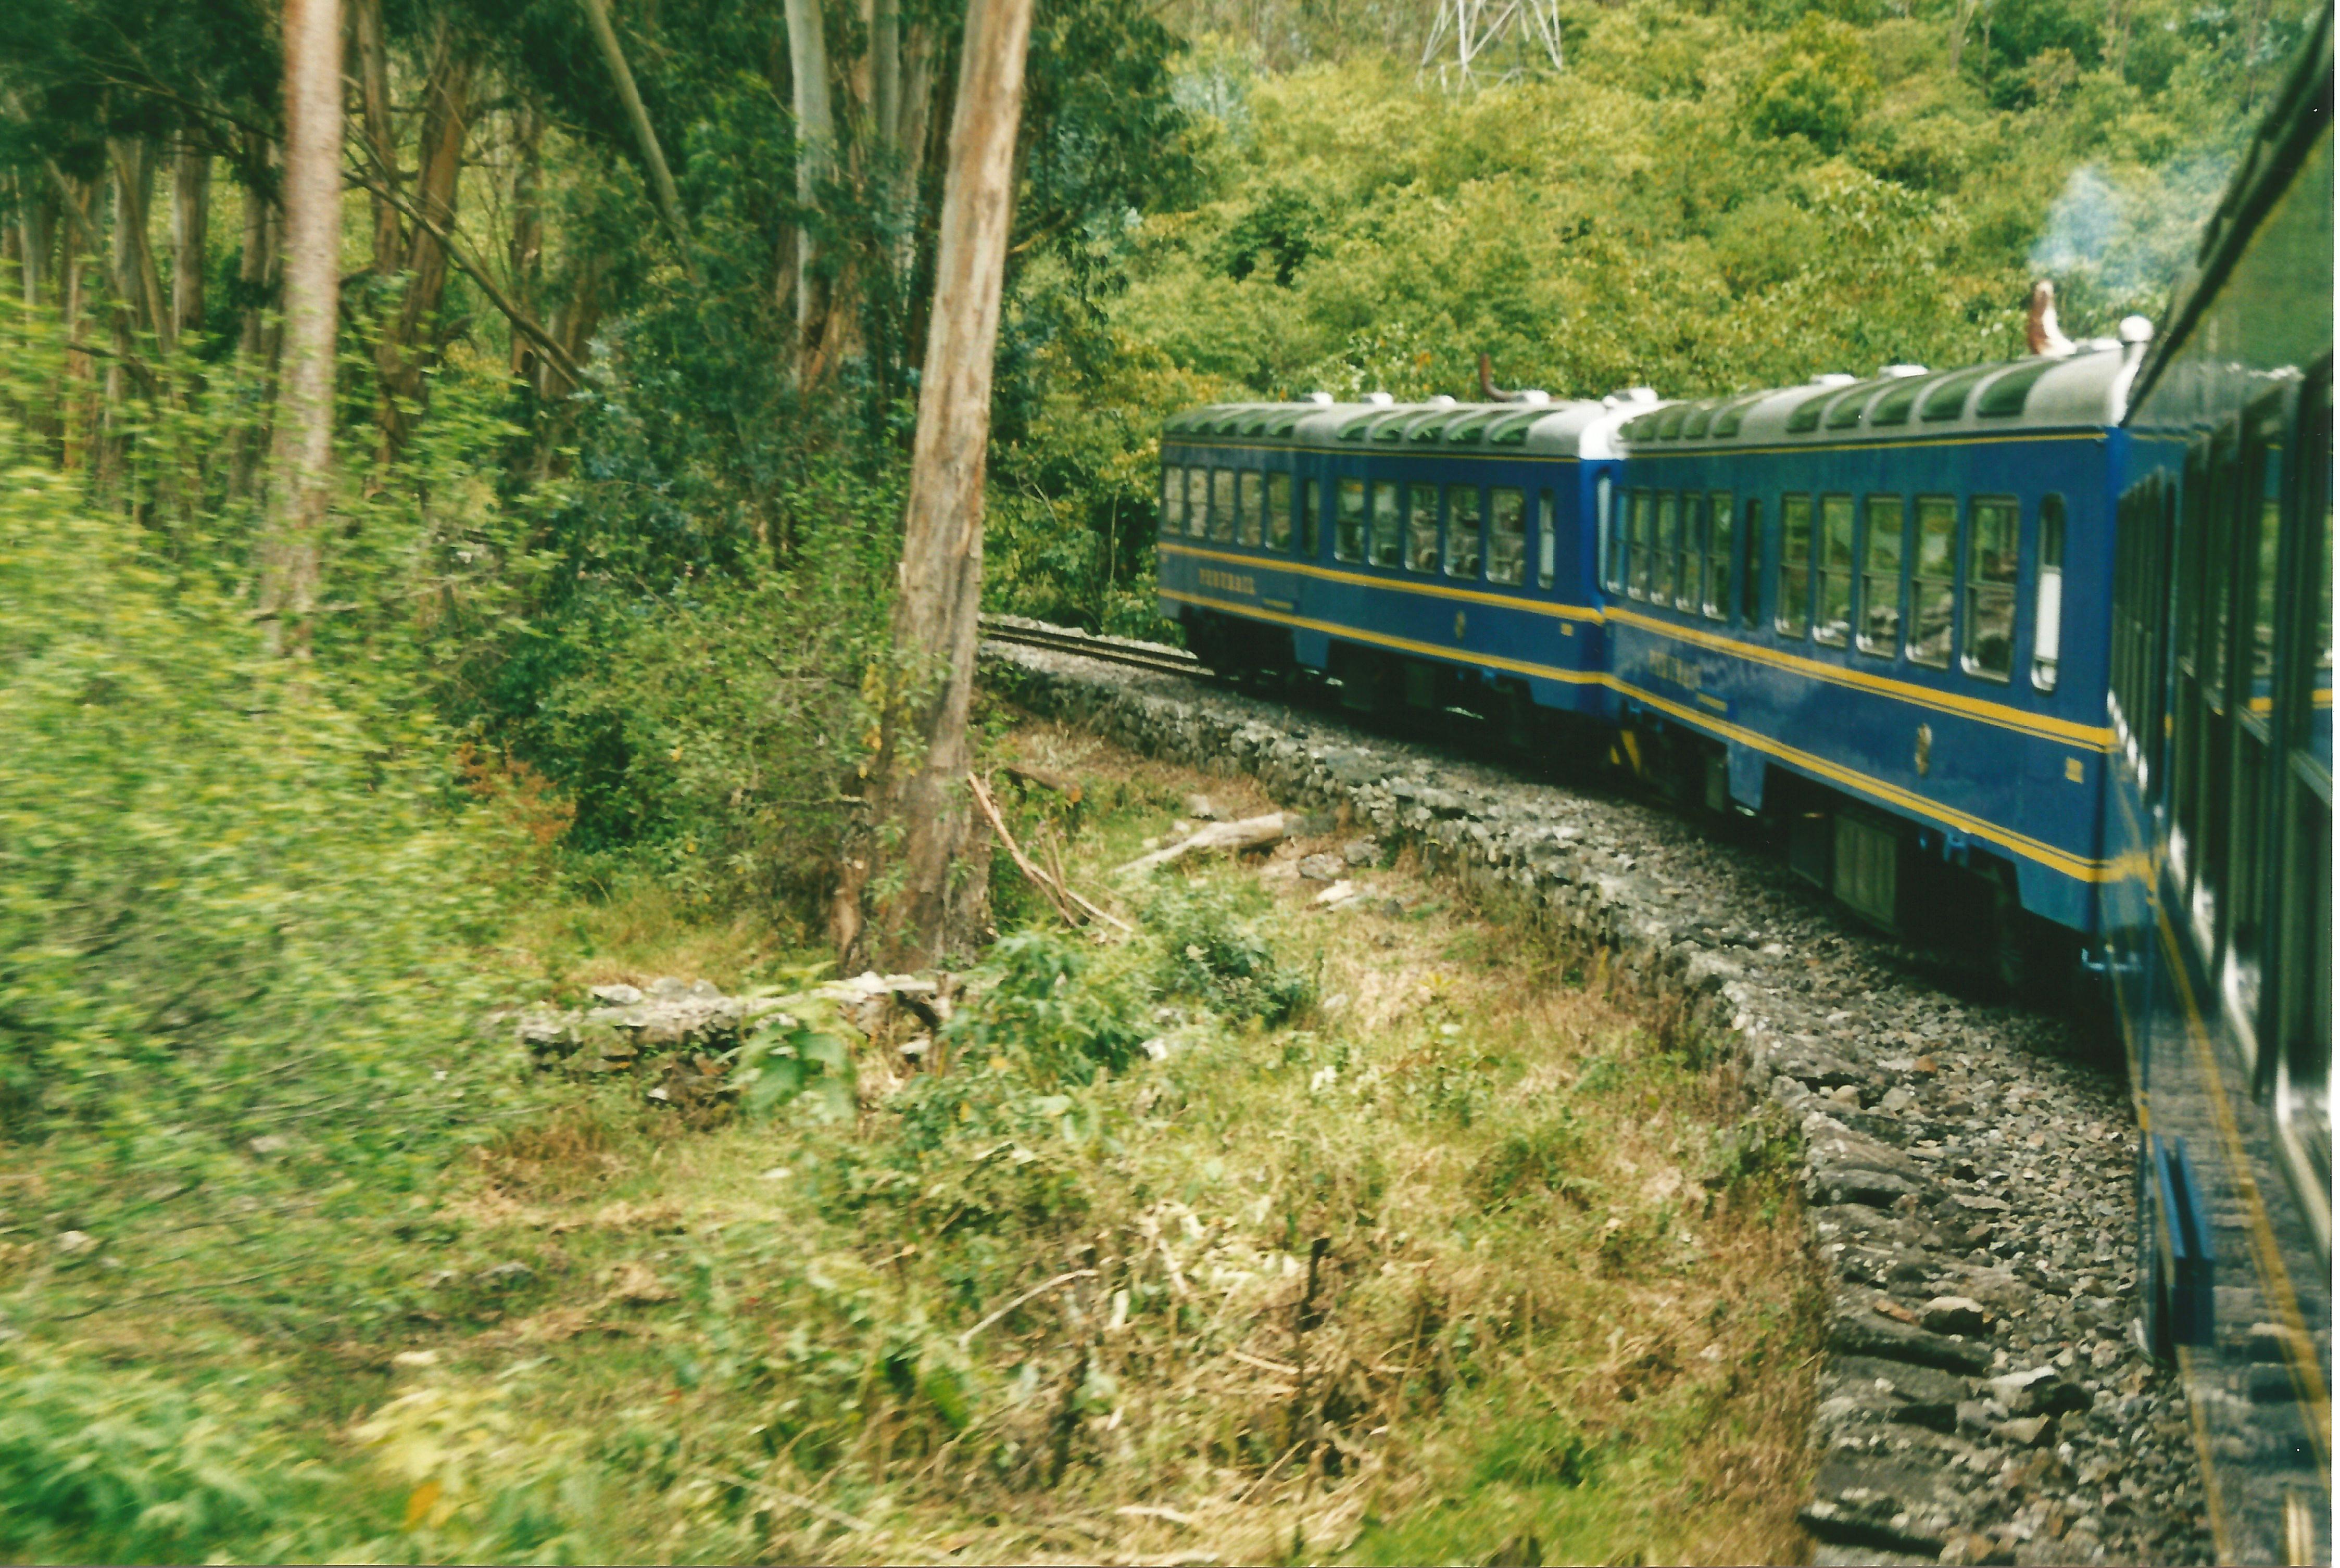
[1145,882,1313,1024]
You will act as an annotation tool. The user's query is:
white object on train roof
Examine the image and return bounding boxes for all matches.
[1811,372,1857,386]
[1600,386,1658,408]
[1519,389,1551,403]
[1364,390,1394,406]
[1305,390,1334,405]
[1878,363,1928,378]
[1427,394,1457,407]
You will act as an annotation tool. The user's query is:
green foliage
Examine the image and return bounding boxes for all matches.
[1748,16,1876,150]
[0,1343,367,1563]
[943,929,1151,1083]
[1144,881,1313,1023]
[730,1003,856,1121]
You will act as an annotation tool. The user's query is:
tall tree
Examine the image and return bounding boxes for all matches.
[257,0,340,660]
[834,0,1036,970]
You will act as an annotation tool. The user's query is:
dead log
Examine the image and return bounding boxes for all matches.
[1115,813,1287,877]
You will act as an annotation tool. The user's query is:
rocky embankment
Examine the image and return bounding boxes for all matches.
[980,630,2212,1568]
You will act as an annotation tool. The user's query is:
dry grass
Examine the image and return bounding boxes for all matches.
[339,718,1822,1565]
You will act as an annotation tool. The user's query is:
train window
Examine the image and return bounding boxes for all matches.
[2033,495,2066,691]
[1778,495,1813,638]
[1676,494,1703,612]
[1907,497,1955,667]
[1740,500,1760,626]
[2229,401,2291,1037]
[1335,478,1365,561]
[1962,497,2018,681]
[1859,496,1903,660]
[1445,486,1482,578]
[1371,480,1403,568]
[1705,491,1733,622]
[1267,472,1293,551]
[1162,467,1183,536]
[1538,489,1558,590]
[1301,478,1321,556]
[1186,468,1207,538]
[1405,483,1440,572]
[1210,470,1237,543]
[2248,446,2284,689]
[1816,495,1854,646]
[1238,472,1265,548]
[1488,488,1526,585]
[1594,477,1616,592]
[1655,492,1679,607]
[1629,490,1653,600]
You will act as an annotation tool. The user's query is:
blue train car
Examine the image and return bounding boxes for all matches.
[1155,393,1651,741]
[2104,7,2331,1559]
[1608,350,2141,973]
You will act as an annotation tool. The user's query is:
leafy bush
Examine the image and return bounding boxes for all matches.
[1145,882,1313,1023]
[942,929,1152,1084]
[0,1343,367,1562]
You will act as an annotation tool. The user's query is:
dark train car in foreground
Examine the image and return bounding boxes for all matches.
[1607,349,2141,973]
[1155,393,1650,739]
[2106,7,2333,1560]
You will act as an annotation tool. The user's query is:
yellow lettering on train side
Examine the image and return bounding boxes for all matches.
[1647,651,1702,693]
[1197,568,1258,596]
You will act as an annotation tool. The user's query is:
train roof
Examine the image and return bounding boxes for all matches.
[1159,396,1642,458]
[2128,0,2333,412]
[1618,348,2137,452]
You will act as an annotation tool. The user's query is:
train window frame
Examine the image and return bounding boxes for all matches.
[1777,494,1813,639]
[1333,477,1365,562]
[1446,485,1483,579]
[1816,494,1855,648]
[1237,471,1266,548]
[1300,477,1322,556]
[1961,495,2019,683]
[1540,488,1560,592]
[1704,491,1734,622]
[2224,389,2297,1054]
[1185,467,1208,538]
[1629,489,1654,600]
[1267,472,1293,551]
[1739,499,1761,627]
[1370,480,1404,569]
[1162,466,1184,536]
[1906,495,1956,668]
[1488,487,1527,586]
[1211,469,1238,544]
[1405,482,1440,573]
[1858,495,1904,661]
[2032,494,2066,691]
[1676,492,1703,613]
[1654,491,1680,608]
[1598,477,1621,594]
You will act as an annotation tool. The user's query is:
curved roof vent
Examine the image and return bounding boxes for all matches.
[1811,373,1857,387]
[1364,390,1395,406]
[1306,390,1334,406]
[1601,386,1659,408]
[1877,363,1928,378]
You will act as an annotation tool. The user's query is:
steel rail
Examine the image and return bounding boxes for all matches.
[978,617,1214,680]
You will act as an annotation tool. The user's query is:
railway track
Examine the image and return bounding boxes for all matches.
[978,615,1212,680]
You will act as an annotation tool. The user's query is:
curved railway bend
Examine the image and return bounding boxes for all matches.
[979,620,2217,1568]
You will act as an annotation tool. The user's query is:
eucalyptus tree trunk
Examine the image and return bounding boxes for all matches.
[833,0,1035,971]
[258,0,342,661]
[576,0,695,275]
[783,0,834,376]
[170,140,208,342]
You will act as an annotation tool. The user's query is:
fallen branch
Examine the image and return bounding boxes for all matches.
[966,772,1131,933]
[958,1266,1098,1349]
[1115,813,1287,877]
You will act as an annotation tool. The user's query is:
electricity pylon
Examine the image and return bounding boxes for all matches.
[1419,0,1564,91]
